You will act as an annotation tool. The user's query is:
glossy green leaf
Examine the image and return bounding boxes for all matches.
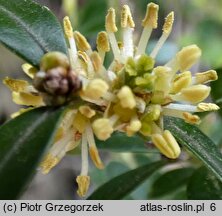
[164,116,222,182]
[88,161,166,200]
[211,68,222,117]
[149,167,195,198]
[187,166,222,199]
[96,132,156,153]
[0,0,67,68]
[0,107,64,199]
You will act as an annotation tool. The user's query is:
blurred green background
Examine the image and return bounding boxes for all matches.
[0,0,222,199]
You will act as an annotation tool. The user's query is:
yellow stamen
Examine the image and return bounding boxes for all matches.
[126,117,142,136]
[117,86,136,109]
[176,45,202,72]
[12,92,44,106]
[183,112,200,124]
[63,16,73,38]
[77,50,88,67]
[92,118,114,141]
[142,2,159,28]
[90,52,102,72]
[142,104,161,122]
[177,85,210,104]
[195,70,218,84]
[76,175,90,197]
[152,130,181,159]
[22,63,37,79]
[3,77,29,92]
[96,31,110,52]
[82,79,109,100]
[77,51,94,78]
[121,5,135,28]
[40,153,60,174]
[113,103,136,122]
[65,140,80,152]
[163,12,174,34]
[171,71,192,94]
[154,66,171,93]
[74,31,91,52]
[53,127,64,143]
[197,103,220,112]
[11,107,34,118]
[105,8,118,32]
[73,112,88,133]
[79,105,96,118]
[89,146,104,169]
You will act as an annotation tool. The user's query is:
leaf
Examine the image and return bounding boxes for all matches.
[96,132,156,153]
[164,116,222,182]
[187,166,222,199]
[0,0,67,68]
[87,161,166,200]
[78,0,107,37]
[149,167,195,198]
[211,68,222,117]
[0,107,65,199]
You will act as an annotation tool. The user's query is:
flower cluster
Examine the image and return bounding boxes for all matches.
[3,3,219,197]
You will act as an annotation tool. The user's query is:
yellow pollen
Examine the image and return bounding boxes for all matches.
[92,118,114,141]
[121,5,135,28]
[197,103,220,112]
[79,105,96,118]
[82,79,109,100]
[12,92,44,106]
[195,70,218,84]
[171,71,192,94]
[90,52,102,72]
[142,2,159,28]
[176,45,202,72]
[126,119,142,136]
[3,77,29,92]
[96,31,110,52]
[183,112,200,124]
[40,153,60,174]
[163,12,174,34]
[78,51,88,63]
[76,175,90,197]
[53,127,64,143]
[63,16,73,38]
[180,85,210,103]
[152,130,181,159]
[73,112,88,133]
[74,31,91,52]
[105,8,118,32]
[22,63,37,79]
[117,86,136,109]
[89,146,104,169]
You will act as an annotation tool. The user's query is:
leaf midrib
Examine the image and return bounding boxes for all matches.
[0,111,49,171]
[0,4,49,53]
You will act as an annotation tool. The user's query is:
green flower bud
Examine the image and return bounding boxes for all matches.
[40,52,70,71]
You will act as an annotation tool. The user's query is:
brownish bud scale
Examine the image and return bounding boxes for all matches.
[67,71,82,94]
[34,68,82,96]
[40,51,70,71]
[43,67,69,95]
